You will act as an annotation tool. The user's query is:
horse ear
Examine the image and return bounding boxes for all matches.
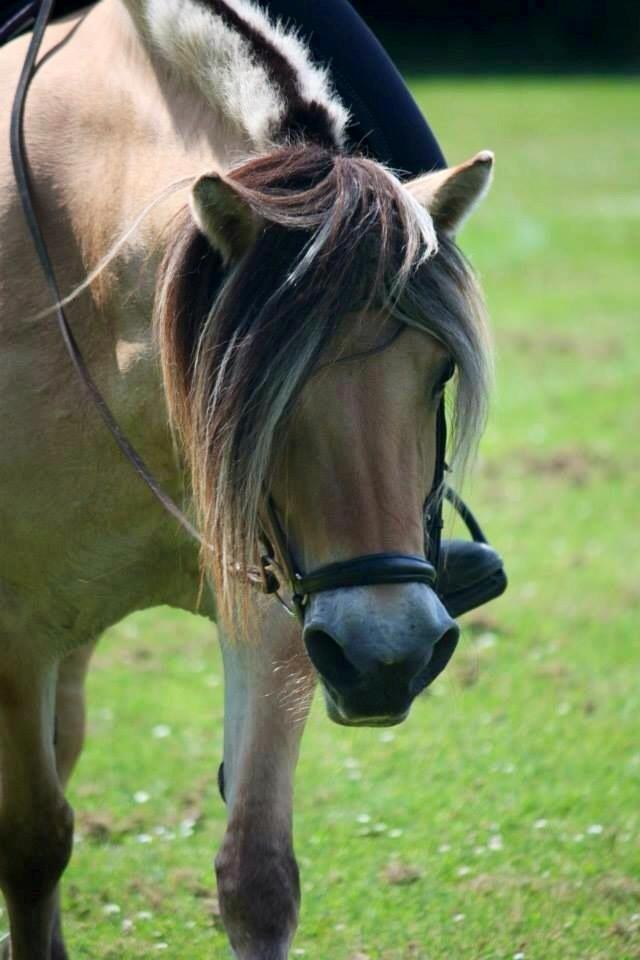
[190,174,257,263]
[406,150,494,236]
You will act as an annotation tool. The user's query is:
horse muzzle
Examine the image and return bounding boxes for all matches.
[302,581,459,726]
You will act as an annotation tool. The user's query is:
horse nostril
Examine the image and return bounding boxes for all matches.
[411,624,460,693]
[304,629,360,690]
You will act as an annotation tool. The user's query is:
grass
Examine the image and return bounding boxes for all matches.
[5,79,639,959]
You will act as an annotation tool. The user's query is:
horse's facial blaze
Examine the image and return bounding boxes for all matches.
[271,320,460,725]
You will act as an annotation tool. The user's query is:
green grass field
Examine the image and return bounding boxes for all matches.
[6,80,639,959]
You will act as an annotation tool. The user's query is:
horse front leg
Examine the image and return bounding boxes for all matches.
[216,604,315,960]
[0,656,74,960]
[48,639,98,960]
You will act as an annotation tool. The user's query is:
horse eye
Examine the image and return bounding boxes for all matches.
[432,359,456,397]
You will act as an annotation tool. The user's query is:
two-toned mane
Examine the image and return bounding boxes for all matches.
[0,1,499,957]
[136,0,349,148]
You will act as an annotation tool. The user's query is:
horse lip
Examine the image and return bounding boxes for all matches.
[334,713,409,728]
[322,683,409,728]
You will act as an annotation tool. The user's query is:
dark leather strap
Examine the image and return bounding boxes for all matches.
[444,486,487,543]
[10,0,207,549]
[296,553,437,598]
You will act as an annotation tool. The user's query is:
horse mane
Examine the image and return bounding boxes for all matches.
[138,0,349,150]
[154,146,491,625]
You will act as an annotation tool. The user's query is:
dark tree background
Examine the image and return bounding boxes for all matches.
[45,0,640,71]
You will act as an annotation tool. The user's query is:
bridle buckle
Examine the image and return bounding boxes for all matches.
[258,554,281,595]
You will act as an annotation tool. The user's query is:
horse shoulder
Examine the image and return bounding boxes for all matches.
[0,11,217,646]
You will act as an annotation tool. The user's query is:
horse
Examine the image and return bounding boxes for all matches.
[0,1,495,956]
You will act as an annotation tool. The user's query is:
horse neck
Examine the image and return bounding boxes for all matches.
[55,0,248,331]
[7,0,251,454]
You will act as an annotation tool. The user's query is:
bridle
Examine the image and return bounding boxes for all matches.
[8,0,506,625]
[253,398,447,622]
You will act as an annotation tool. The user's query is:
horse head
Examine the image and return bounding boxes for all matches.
[157,145,494,726]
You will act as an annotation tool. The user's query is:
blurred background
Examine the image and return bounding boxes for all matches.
[355,0,639,72]
[48,0,640,72]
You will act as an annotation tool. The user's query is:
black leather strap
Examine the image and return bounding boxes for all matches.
[444,486,487,544]
[10,0,208,550]
[296,553,437,598]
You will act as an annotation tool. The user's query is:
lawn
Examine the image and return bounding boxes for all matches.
[6,80,639,959]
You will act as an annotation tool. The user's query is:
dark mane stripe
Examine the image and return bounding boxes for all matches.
[198,0,340,147]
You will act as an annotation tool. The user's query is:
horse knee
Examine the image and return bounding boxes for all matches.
[0,794,74,904]
[215,832,300,956]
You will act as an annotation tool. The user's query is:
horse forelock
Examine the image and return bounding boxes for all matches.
[141,0,349,150]
[154,146,490,629]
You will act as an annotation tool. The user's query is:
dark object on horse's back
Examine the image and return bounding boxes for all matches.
[0,1,37,44]
[0,0,91,44]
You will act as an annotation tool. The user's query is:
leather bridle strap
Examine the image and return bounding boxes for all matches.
[10,0,207,550]
[297,554,436,595]
[260,437,442,621]
[444,486,488,544]
[426,397,447,567]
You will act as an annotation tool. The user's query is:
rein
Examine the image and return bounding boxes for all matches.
[10,0,206,549]
[9,0,506,623]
